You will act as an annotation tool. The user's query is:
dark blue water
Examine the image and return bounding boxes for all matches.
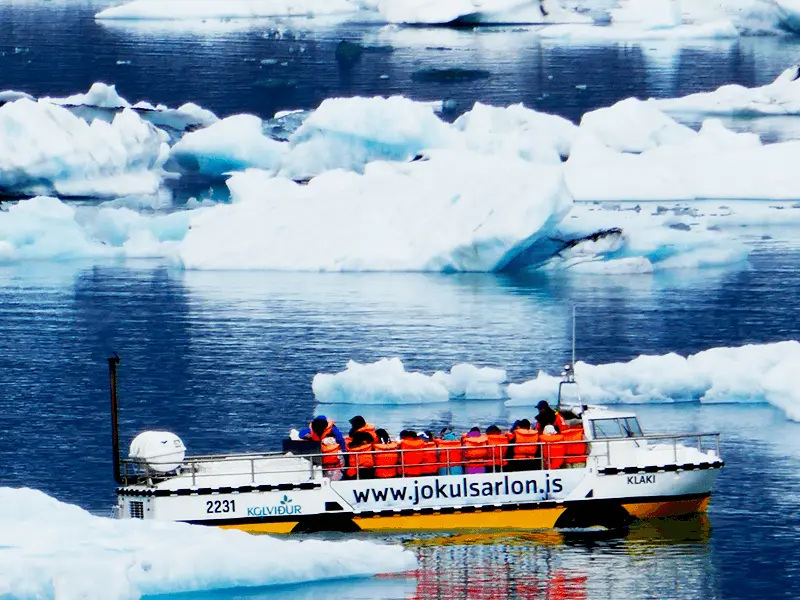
[2,2,800,599]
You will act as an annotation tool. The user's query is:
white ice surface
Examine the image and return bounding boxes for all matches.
[96,0,361,20]
[171,114,286,177]
[0,487,415,600]
[44,82,131,108]
[0,99,169,198]
[652,65,800,116]
[178,149,572,271]
[506,341,800,421]
[314,358,450,404]
[432,364,508,399]
[377,0,591,25]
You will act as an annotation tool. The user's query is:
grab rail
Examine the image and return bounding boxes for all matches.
[118,432,721,487]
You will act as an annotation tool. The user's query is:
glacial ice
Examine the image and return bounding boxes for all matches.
[377,0,592,26]
[178,149,572,271]
[432,364,508,399]
[95,0,362,20]
[0,99,169,198]
[171,114,286,177]
[506,341,800,422]
[0,486,416,600]
[45,82,131,109]
[652,65,800,116]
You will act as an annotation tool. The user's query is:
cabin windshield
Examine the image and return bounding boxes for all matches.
[591,417,643,439]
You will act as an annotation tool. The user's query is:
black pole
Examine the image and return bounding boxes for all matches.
[108,353,123,485]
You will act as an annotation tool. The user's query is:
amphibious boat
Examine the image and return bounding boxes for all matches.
[110,356,723,533]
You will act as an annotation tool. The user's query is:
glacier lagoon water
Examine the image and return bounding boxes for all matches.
[2,1,800,599]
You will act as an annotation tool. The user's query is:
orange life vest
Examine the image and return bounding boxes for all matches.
[373,441,400,478]
[486,432,511,469]
[555,413,569,433]
[320,438,342,469]
[400,438,426,477]
[308,419,335,442]
[353,423,378,442]
[462,435,489,465]
[512,428,539,459]
[540,432,565,470]
[562,428,587,465]
[346,441,374,478]
[420,440,439,475]
[435,439,463,469]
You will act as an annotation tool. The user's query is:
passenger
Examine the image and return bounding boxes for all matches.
[320,436,344,480]
[399,430,426,477]
[300,415,347,453]
[510,418,540,472]
[346,430,375,480]
[348,415,378,442]
[535,401,568,433]
[462,426,489,474]
[540,424,565,470]
[436,428,463,475]
[373,428,400,478]
[486,424,511,472]
[419,431,439,476]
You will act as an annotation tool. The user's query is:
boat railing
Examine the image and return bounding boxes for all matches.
[118,432,721,487]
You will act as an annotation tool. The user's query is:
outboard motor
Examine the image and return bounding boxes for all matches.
[129,431,186,473]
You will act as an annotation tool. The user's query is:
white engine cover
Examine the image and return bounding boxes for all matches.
[129,431,186,472]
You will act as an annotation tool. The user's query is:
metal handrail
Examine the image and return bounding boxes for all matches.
[119,432,721,487]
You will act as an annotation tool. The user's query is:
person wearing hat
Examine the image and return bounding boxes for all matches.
[348,415,377,442]
[299,415,347,452]
[535,401,568,433]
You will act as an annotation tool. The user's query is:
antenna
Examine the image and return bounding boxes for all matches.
[571,305,576,373]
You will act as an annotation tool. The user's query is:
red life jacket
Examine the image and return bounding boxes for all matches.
[373,441,400,478]
[320,437,342,470]
[435,439,463,469]
[512,428,539,460]
[420,441,439,475]
[562,428,587,465]
[353,424,378,442]
[345,441,374,478]
[540,432,565,470]
[555,413,569,433]
[486,432,511,469]
[462,435,489,466]
[400,438,426,477]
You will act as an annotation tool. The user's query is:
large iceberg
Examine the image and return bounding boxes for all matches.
[565,98,800,201]
[95,0,362,20]
[178,149,572,271]
[506,341,800,422]
[652,65,800,117]
[313,358,508,404]
[0,99,169,198]
[0,486,415,600]
[377,0,592,25]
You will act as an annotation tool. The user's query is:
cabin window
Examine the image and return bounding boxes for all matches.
[591,417,643,439]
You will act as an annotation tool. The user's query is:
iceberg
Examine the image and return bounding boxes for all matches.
[178,149,572,271]
[44,82,131,109]
[432,363,508,399]
[314,358,450,404]
[0,486,415,600]
[652,65,800,117]
[95,0,362,20]
[0,99,169,198]
[506,341,800,422]
[376,0,591,26]
[171,114,286,177]
[565,99,800,201]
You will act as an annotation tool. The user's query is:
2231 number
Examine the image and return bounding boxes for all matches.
[206,499,236,514]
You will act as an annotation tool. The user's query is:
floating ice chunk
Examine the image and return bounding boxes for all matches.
[432,364,508,399]
[179,150,571,271]
[774,0,800,32]
[95,0,362,20]
[578,97,696,154]
[281,96,456,180]
[0,90,34,105]
[44,82,131,108]
[377,0,591,25]
[314,358,450,404]
[171,114,286,177]
[652,65,800,116]
[0,487,415,600]
[453,102,577,163]
[506,341,800,422]
[0,100,169,198]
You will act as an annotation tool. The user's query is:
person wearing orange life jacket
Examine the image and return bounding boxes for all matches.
[485,424,512,472]
[320,436,344,480]
[299,415,347,453]
[419,431,439,476]
[535,400,568,433]
[540,424,566,470]
[462,427,489,474]
[348,415,378,443]
[399,430,427,477]
[436,428,464,475]
[345,430,376,479]
[510,418,540,472]
[372,428,400,478]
